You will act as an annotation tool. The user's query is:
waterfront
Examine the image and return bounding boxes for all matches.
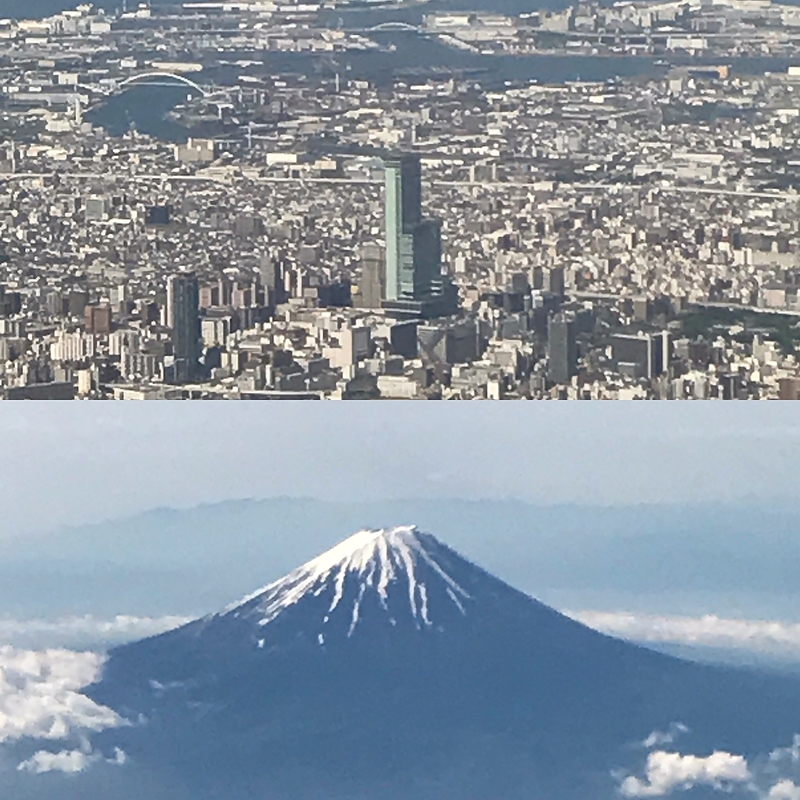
[87,30,800,142]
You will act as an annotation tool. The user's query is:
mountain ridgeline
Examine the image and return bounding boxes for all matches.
[87,527,800,800]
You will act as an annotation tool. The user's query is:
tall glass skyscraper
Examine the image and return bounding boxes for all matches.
[167,272,201,383]
[547,313,577,386]
[384,154,453,317]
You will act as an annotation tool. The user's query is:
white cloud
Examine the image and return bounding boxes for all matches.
[643,723,690,749]
[567,610,800,660]
[17,748,98,774]
[768,781,800,800]
[619,751,751,797]
[771,736,800,764]
[0,615,192,650]
[17,746,127,775]
[0,646,125,744]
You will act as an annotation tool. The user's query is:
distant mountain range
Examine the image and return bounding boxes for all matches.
[76,527,800,800]
[4,497,800,623]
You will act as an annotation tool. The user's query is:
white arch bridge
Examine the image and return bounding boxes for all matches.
[365,22,420,32]
[112,72,210,97]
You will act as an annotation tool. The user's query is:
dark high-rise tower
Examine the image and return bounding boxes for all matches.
[167,272,201,383]
[259,253,286,307]
[547,313,577,386]
[397,154,422,231]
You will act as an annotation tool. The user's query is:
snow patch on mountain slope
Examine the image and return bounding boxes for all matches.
[224,527,471,634]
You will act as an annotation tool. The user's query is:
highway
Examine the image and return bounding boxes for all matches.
[1,171,797,200]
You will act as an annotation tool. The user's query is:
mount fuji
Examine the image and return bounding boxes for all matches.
[85,527,800,800]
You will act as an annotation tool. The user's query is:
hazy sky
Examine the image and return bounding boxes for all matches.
[2,403,799,537]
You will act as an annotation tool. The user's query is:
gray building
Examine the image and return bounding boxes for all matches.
[259,254,284,307]
[167,273,201,383]
[357,242,385,309]
[547,314,577,386]
[610,331,670,380]
[84,195,109,222]
[418,319,479,366]
[547,267,565,297]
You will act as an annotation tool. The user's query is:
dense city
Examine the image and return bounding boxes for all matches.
[4,0,800,398]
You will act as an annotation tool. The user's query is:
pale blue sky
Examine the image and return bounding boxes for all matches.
[1,403,799,537]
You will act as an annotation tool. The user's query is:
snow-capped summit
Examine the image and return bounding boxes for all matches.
[220,526,474,639]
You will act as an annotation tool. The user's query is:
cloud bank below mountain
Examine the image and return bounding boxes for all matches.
[0,616,193,650]
[568,611,800,662]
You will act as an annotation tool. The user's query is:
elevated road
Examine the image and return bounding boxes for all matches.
[1,172,797,201]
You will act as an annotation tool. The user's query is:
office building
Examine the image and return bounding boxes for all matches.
[547,267,565,297]
[199,286,219,309]
[417,319,479,365]
[357,242,385,309]
[383,154,456,318]
[167,272,201,383]
[145,205,171,226]
[85,196,109,221]
[84,303,112,335]
[234,213,263,238]
[68,290,89,317]
[547,314,577,385]
[0,286,21,317]
[610,331,670,380]
[259,254,285,307]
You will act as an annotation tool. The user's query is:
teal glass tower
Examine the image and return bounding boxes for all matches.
[384,154,453,317]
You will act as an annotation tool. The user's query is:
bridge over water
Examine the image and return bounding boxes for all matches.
[85,71,220,113]
[113,72,209,96]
